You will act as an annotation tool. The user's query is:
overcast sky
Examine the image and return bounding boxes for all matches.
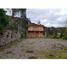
[26,9,67,27]
[5,9,67,27]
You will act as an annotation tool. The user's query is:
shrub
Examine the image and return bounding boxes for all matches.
[0,9,9,32]
[63,35,67,40]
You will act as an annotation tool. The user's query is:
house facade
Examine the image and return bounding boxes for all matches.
[27,23,46,38]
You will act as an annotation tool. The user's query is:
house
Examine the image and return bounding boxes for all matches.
[27,22,46,38]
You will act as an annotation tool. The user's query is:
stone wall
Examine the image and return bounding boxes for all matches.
[0,30,21,46]
[0,16,28,46]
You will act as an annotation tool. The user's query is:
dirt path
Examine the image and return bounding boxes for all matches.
[0,38,67,59]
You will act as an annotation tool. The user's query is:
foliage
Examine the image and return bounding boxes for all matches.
[37,47,67,59]
[46,27,67,39]
[0,9,9,32]
[63,34,67,40]
[8,21,18,31]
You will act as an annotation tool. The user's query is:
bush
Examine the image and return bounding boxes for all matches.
[0,9,9,32]
[63,35,67,40]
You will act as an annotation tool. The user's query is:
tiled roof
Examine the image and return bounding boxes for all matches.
[28,22,46,28]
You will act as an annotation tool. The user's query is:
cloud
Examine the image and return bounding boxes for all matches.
[27,9,67,27]
[5,8,67,27]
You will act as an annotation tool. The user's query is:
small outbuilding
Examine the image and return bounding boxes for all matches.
[27,22,46,38]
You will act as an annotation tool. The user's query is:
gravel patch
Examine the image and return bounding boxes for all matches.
[0,38,67,58]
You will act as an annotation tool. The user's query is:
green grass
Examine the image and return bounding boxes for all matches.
[36,47,67,59]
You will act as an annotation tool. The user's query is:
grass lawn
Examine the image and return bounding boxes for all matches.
[36,47,67,59]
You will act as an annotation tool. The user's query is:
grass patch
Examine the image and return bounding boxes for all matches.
[36,47,67,59]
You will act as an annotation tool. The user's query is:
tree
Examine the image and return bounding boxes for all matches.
[0,9,9,33]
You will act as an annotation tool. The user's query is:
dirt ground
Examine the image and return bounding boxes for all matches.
[0,38,67,59]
